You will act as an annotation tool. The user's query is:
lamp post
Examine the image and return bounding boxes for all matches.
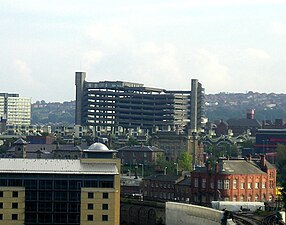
[138,164,144,178]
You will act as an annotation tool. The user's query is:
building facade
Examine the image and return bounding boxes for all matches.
[190,156,276,206]
[0,143,120,225]
[75,72,205,136]
[0,93,31,126]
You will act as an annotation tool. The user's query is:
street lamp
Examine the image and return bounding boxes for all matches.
[138,164,144,178]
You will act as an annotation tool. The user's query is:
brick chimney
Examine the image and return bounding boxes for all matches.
[260,155,266,167]
[206,161,211,172]
[215,162,219,174]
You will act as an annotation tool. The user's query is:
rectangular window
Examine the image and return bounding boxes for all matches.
[102,204,108,210]
[255,182,259,189]
[194,178,198,188]
[0,214,2,220]
[103,193,109,199]
[224,180,230,190]
[88,192,94,199]
[248,182,252,189]
[202,179,206,188]
[87,215,93,221]
[12,214,18,220]
[210,180,214,189]
[262,182,266,188]
[12,191,18,198]
[88,204,93,210]
[233,179,237,189]
[102,215,108,221]
[270,181,274,189]
[240,182,245,189]
[0,191,3,197]
[12,203,18,209]
[217,180,222,189]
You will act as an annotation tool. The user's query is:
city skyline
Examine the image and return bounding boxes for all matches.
[1,0,286,102]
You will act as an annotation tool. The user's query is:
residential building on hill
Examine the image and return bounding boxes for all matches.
[117,145,164,165]
[75,72,205,136]
[0,142,120,225]
[0,93,31,126]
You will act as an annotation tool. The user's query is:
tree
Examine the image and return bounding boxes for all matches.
[276,144,286,183]
[178,151,193,171]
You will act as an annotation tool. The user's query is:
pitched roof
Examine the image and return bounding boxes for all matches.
[144,174,182,182]
[227,118,261,127]
[194,158,275,175]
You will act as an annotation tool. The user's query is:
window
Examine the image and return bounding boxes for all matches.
[87,215,93,221]
[102,204,108,210]
[233,196,237,202]
[88,204,93,210]
[0,214,2,220]
[12,191,18,198]
[247,195,252,202]
[224,180,230,190]
[248,182,252,189]
[12,214,18,220]
[102,215,108,221]
[210,180,214,189]
[240,195,244,202]
[0,203,2,209]
[262,182,266,188]
[202,179,206,188]
[233,179,237,189]
[240,182,245,189]
[270,171,274,178]
[217,180,222,189]
[255,182,259,189]
[270,181,274,189]
[0,191,3,197]
[255,195,259,202]
[88,192,94,199]
[12,203,18,209]
[103,193,109,199]
[194,178,198,188]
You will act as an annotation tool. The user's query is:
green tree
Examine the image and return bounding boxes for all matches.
[276,144,286,183]
[178,151,193,171]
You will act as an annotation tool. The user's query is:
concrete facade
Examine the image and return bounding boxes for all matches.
[75,72,205,136]
[166,202,223,225]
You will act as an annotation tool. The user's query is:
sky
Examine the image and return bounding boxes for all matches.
[1,0,286,102]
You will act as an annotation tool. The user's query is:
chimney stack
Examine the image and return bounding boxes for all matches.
[215,162,219,174]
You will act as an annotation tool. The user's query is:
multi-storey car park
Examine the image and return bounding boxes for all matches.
[75,72,205,136]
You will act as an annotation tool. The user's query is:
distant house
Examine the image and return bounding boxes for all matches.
[227,118,261,136]
[141,174,183,201]
[190,156,276,206]
[117,145,164,165]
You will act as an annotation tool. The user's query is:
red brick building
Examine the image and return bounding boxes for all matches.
[191,156,276,206]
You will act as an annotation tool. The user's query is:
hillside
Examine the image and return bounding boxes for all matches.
[31,92,286,125]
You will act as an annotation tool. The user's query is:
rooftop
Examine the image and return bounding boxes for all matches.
[0,158,118,175]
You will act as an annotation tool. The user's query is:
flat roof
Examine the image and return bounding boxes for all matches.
[0,158,118,175]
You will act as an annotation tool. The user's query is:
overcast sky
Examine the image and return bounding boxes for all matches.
[1,0,286,102]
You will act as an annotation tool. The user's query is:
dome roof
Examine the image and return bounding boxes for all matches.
[88,142,109,151]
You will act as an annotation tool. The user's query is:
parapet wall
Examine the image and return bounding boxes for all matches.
[166,202,224,225]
